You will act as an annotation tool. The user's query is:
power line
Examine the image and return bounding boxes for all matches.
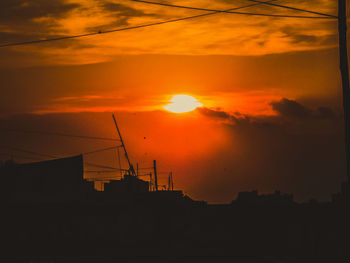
[131,0,276,13]
[0,145,121,167]
[0,128,119,142]
[245,0,337,18]
[90,177,123,181]
[137,166,154,170]
[0,145,57,158]
[0,0,333,48]
[0,13,225,48]
[130,0,336,19]
[137,173,152,176]
[85,170,124,173]
[0,153,116,171]
[0,144,125,172]
[0,153,43,161]
[82,145,122,155]
[85,161,126,171]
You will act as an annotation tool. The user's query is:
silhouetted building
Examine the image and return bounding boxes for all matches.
[332,181,350,203]
[0,155,93,203]
[234,190,294,205]
[104,174,149,194]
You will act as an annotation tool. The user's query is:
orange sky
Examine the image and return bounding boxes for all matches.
[0,0,348,202]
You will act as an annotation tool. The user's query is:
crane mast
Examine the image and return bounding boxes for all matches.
[112,114,136,176]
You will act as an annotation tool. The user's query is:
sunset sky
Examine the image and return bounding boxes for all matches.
[0,0,348,202]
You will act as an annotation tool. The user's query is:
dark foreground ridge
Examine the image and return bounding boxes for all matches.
[1,155,350,262]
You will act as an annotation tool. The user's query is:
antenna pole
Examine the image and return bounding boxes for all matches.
[149,172,152,191]
[338,0,350,181]
[153,160,158,191]
[168,173,171,191]
[170,172,174,191]
[112,114,135,176]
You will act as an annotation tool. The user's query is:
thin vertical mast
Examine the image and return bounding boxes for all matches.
[112,114,135,176]
[170,172,174,191]
[338,0,350,181]
[153,160,158,191]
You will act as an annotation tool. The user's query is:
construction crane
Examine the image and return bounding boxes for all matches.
[112,114,136,177]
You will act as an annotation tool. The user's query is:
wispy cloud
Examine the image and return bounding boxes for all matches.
[0,0,338,65]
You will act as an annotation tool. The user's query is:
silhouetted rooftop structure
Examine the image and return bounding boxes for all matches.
[104,174,149,195]
[233,190,294,205]
[332,181,350,203]
[0,155,93,203]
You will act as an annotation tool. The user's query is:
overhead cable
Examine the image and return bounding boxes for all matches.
[130,0,336,19]
[245,0,337,18]
[0,0,333,48]
[0,128,119,142]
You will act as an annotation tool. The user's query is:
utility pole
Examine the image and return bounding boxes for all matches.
[149,172,153,191]
[168,173,171,191]
[170,172,174,191]
[153,160,158,191]
[338,0,350,181]
[169,172,174,191]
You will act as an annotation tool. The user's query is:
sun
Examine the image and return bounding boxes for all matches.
[164,94,203,113]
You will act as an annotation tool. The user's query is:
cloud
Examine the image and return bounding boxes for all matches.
[0,0,339,66]
[195,98,345,202]
[86,1,158,32]
[280,25,337,46]
[198,97,338,130]
[53,95,103,102]
[270,98,336,120]
[0,99,346,203]
[196,107,231,120]
[270,98,312,119]
[316,106,336,119]
[99,2,152,17]
[0,0,80,23]
[0,0,80,37]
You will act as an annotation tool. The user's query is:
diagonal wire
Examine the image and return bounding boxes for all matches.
[130,0,336,19]
[85,170,125,173]
[0,144,128,176]
[0,145,122,171]
[91,177,123,181]
[245,0,337,18]
[1,1,267,49]
[137,166,154,170]
[0,145,57,158]
[0,128,120,142]
[131,0,277,13]
[0,153,44,161]
[0,0,334,48]
[82,145,122,155]
[0,14,219,48]
[85,161,126,170]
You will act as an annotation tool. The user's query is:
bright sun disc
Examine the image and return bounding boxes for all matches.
[164,95,203,113]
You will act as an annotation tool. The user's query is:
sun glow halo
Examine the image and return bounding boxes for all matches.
[164,95,203,113]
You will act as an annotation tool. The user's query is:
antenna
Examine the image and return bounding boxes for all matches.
[112,114,136,176]
[170,172,174,191]
[153,160,158,191]
[168,173,171,191]
[149,172,153,191]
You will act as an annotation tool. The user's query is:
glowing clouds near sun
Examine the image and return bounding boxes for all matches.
[164,95,203,113]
